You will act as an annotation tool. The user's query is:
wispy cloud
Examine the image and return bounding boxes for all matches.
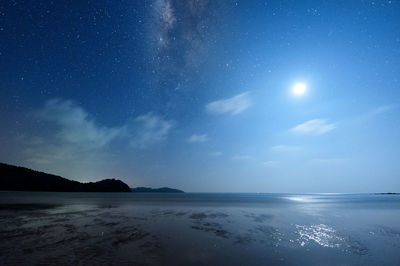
[209,151,222,157]
[308,158,349,164]
[24,99,173,176]
[187,134,209,143]
[291,119,336,135]
[206,92,252,115]
[261,160,279,166]
[369,104,396,115]
[36,99,120,149]
[270,145,302,152]
[36,99,173,150]
[232,154,253,160]
[127,113,173,148]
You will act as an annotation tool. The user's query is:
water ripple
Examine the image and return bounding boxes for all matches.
[295,224,369,255]
[295,224,343,248]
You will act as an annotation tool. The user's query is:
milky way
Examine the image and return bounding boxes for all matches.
[150,0,225,87]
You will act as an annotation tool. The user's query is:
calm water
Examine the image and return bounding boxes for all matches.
[1,192,400,265]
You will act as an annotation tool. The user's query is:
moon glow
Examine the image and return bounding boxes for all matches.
[292,82,307,95]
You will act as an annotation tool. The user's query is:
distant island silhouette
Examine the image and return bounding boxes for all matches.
[0,162,184,193]
[0,162,131,192]
[131,187,184,193]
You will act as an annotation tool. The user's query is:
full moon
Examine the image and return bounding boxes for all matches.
[292,82,307,95]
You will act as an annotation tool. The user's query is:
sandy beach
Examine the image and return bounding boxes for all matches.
[1,192,400,265]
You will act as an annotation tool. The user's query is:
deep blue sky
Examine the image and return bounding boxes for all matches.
[1,0,399,192]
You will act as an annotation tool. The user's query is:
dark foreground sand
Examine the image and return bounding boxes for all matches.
[1,193,400,265]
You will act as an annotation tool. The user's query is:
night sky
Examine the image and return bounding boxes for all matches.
[1,0,400,192]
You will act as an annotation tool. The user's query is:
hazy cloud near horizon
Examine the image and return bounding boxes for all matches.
[19,99,174,182]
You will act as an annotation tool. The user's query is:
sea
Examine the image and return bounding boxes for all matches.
[0,192,399,265]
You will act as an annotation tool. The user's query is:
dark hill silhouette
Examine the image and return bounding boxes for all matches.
[131,187,184,193]
[0,162,131,192]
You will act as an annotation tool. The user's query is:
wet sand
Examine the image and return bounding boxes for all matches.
[1,192,400,265]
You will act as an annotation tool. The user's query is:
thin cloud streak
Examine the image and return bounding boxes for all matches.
[209,151,222,157]
[270,145,302,152]
[261,161,279,166]
[369,104,397,115]
[187,134,209,143]
[232,155,253,160]
[206,92,252,115]
[291,119,337,136]
[308,158,350,164]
